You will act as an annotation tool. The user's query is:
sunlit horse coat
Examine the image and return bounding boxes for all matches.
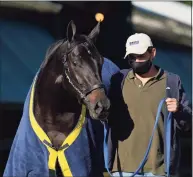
[3,58,120,177]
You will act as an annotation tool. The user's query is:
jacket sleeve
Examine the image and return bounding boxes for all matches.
[173,77,192,131]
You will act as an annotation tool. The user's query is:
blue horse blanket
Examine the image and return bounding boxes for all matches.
[3,58,120,177]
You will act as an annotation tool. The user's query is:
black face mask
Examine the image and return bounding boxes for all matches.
[129,58,152,75]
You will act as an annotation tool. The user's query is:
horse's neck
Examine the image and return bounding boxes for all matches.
[33,59,81,149]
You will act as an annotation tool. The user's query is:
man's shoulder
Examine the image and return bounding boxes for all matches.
[120,68,132,74]
[164,69,180,81]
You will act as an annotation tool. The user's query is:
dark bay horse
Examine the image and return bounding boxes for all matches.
[4,21,110,177]
[34,20,110,150]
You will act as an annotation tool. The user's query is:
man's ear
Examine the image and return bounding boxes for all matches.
[152,48,156,59]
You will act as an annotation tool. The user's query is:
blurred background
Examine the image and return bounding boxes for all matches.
[0,1,192,176]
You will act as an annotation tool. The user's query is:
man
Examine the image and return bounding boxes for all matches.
[107,33,192,177]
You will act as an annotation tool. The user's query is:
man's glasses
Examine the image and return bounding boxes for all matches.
[126,47,153,61]
[126,54,146,61]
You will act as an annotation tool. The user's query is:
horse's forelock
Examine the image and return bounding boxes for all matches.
[41,31,97,67]
[40,34,97,71]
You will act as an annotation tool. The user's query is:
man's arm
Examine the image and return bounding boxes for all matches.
[174,78,192,131]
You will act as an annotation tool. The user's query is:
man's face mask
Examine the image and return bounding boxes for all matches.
[128,53,152,75]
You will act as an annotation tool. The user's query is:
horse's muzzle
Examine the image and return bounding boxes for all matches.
[84,88,110,120]
[92,98,110,120]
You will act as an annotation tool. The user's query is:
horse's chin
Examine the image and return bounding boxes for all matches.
[88,109,109,121]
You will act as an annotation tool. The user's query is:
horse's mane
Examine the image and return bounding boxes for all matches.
[40,39,67,70]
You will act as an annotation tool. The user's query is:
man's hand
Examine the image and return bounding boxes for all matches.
[165,98,179,113]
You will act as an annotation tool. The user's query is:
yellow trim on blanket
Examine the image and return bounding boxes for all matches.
[47,147,58,171]
[29,76,86,176]
[103,172,111,177]
[58,150,72,176]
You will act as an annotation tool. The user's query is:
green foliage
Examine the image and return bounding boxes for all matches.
[180,1,192,6]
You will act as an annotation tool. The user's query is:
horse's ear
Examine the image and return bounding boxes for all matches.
[66,20,76,43]
[88,22,100,42]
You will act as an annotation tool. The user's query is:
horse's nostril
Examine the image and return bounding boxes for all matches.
[95,102,103,114]
[98,101,102,108]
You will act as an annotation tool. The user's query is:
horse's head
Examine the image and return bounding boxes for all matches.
[56,21,110,120]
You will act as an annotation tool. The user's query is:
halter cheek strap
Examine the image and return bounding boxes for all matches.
[62,41,105,102]
[64,68,104,100]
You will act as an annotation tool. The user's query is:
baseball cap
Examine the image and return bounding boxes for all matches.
[124,33,153,59]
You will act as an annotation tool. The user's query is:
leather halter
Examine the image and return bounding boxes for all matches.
[62,38,105,101]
